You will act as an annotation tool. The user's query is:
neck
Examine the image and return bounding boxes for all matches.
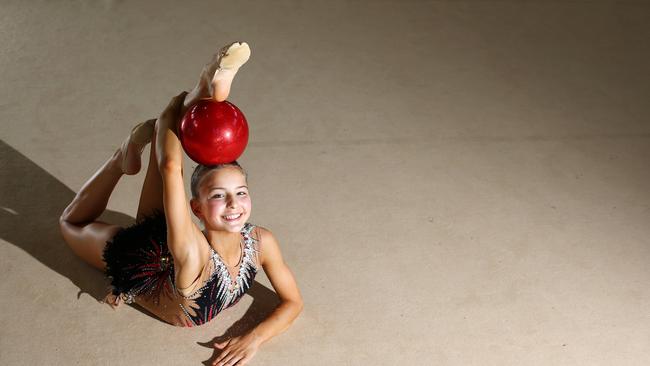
[204,229,240,250]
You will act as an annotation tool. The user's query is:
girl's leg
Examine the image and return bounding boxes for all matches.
[59,153,125,271]
[135,132,165,221]
[135,42,251,221]
[204,41,250,102]
[183,41,251,109]
[59,122,154,271]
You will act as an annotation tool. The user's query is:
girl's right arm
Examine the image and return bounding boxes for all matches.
[155,92,204,289]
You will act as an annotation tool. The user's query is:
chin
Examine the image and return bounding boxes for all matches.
[225,225,244,233]
[214,216,250,232]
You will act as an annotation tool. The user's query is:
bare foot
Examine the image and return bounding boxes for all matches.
[191,41,251,103]
[117,119,155,175]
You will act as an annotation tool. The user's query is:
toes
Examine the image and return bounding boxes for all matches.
[219,43,250,70]
[197,42,250,101]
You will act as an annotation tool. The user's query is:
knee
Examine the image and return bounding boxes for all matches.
[59,211,68,225]
[59,199,86,226]
[59,199,76,224]
[58,216,73,244]
[58,214,81,247]
[59,209,75,231]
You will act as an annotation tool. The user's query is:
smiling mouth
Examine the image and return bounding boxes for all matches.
[222,213,243,222]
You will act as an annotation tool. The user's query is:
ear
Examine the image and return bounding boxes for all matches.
[190,198,202,220]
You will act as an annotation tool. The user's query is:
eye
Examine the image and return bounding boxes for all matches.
[210,193,224,199]
[237,191,247,196]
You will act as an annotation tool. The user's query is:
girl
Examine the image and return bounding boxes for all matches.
[59,42,303,366]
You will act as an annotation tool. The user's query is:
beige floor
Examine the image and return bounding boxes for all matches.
[1,0,649,365]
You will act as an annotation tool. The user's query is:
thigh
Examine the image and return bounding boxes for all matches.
[60,220,123,272]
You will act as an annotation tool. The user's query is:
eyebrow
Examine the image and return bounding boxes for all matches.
[208,185,248,192]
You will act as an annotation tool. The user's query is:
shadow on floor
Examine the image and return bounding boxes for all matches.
[0,139,279,331]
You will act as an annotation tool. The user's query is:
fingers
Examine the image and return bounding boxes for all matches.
[213,350,251,366]
[212,341,240,366]
[213,347,231,365]
[213,340,230,365]
[236,355,251,365]
[212,335,257,366]
[224,354,244,366]
[214,354,246,366]
[217,353,240,366]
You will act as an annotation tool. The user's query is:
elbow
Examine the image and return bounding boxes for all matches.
[159,158,182,174]
[292,299,304,326]
[292,298,304,316]
[282,299,303,328]
[297,302,304,318]
[280,297,303,317]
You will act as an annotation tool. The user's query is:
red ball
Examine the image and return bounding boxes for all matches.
[179,99,249,165]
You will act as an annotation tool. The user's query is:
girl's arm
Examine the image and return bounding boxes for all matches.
[212,228,303,366]
[155,92,204,290]
[252,228,304,341]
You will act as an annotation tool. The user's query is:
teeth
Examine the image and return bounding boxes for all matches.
[223,213,242,220]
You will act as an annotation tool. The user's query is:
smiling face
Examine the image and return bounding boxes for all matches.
[190,166,251,233]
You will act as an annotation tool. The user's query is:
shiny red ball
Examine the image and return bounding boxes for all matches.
[179,99,249,165]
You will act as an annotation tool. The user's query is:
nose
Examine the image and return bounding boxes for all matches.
[226,195,238,209]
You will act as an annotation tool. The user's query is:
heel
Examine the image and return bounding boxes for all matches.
[130,119,156,146]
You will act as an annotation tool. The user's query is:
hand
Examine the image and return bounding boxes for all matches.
[158,91,188,133]
[212,331,262,366]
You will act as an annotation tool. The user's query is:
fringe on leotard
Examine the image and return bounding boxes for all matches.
[102,209,175,303]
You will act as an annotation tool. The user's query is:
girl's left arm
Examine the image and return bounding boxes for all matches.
[252,228,304,340]
[212,228,303,366]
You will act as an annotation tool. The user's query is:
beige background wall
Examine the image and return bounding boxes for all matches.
[1,0,648,365]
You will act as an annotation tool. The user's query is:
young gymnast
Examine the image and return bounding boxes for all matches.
[59,42,303,366]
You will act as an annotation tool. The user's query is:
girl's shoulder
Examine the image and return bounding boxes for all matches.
[245,223,272,240]
[247,224,270,249]
[245,224,282,267]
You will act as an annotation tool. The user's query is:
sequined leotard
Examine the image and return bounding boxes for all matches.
[103,211,260,327]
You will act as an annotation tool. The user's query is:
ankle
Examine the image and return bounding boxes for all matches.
[183,87,202,110]
[108,149,126,175]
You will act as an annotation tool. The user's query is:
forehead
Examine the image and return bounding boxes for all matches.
[199,167,247,190]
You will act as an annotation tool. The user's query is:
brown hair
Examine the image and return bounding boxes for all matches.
[190,161,248,199]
